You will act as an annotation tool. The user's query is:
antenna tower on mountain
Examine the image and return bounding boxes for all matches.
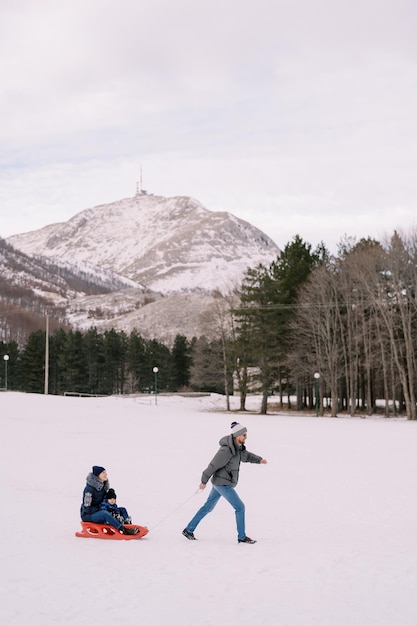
[136,164,147,196]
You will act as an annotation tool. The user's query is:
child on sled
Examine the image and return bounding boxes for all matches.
[100,488,132,525]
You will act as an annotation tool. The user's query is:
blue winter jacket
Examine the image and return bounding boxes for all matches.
[100,501,131,522]
[80,472,109,521]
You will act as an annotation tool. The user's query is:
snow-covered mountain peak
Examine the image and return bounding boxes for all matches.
[8,194,280,295]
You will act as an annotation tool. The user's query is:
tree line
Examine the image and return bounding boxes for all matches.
[3,230,417,418]
[0,328,233,396]
[226,231,417,418]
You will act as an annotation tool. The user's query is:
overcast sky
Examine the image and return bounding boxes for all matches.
[1,0,416,253]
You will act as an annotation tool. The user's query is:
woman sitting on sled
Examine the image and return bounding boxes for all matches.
[80,466,139,535]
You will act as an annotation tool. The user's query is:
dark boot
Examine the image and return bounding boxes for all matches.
[120,525,139,535]
[182,528,197,540]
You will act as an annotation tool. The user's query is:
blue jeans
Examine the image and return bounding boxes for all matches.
[186,485,246,540]
[85,510,123,530]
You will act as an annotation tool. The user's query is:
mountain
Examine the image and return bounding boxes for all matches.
[0,237,142,341]
[5,194,280,342]
[65,289,225,345]
[7,193,279,295]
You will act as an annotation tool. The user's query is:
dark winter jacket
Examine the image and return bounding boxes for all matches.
[100,501,130,523]
[100,501,119,516]
[80,472,109,521]
[201,435,262,487]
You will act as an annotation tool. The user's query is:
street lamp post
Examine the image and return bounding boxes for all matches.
[153,367,159,405]
[314,372,320,416]
[3,354,9,391]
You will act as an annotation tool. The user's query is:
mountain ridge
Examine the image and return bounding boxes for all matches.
[4,194,280,342]
[7,193,279,295]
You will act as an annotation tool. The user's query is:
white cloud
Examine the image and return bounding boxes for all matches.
[1,0,417,253]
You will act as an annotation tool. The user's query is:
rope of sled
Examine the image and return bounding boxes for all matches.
[149,489,202,531]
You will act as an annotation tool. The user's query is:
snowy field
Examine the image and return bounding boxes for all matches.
[2,391,417,626]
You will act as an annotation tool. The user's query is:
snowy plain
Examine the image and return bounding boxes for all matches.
[2,390,417,626]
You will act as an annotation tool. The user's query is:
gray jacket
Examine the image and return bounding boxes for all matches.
[201,435,263,487]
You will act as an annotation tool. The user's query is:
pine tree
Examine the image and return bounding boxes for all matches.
[171,334,192,390]
[235,236,321,413]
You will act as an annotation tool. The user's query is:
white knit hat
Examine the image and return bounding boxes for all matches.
[230,422,247,437]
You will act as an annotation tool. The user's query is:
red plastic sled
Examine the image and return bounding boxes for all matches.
[75,521,149,540]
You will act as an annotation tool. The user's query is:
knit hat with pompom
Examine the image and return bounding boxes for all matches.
[230,422,247,437]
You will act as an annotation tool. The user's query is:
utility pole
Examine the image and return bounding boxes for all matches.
[44,314,49,395]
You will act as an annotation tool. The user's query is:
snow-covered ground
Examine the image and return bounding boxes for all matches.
[2,391,417,626]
